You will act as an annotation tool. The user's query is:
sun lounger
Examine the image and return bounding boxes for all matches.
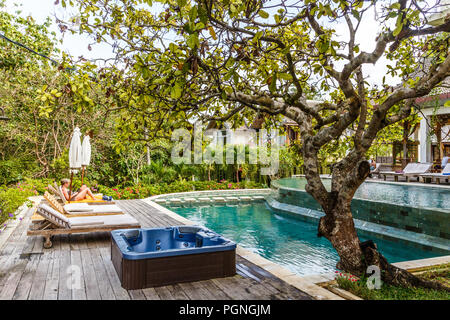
[46,184,60,198]
[52,182,115,205]
[43,191,123,217]
[371,163,381,173]
[27,203,140,248]
[369,163,392,178]
[420,163,450,184]
[380,162,432,182]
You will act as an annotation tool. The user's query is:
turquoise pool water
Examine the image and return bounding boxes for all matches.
[275,178,450,210]
[166,202,442,276]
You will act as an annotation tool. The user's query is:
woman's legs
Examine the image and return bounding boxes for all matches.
[85,187,95,199]
[73,187,95,200]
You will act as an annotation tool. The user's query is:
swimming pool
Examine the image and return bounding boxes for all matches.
[166,202,444,276]
[271,178,450,240]
[274,177,450,210]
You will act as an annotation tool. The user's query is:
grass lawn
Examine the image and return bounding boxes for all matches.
[335,264,450,300]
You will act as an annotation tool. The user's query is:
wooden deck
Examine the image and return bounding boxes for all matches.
[0,199,313,300]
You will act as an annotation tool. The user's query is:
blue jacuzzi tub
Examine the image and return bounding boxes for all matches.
[111,226,237,289]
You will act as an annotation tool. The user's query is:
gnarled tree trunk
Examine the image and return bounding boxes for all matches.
[306,151,449,291]
[319,199,449,291]
[318,200,364,274]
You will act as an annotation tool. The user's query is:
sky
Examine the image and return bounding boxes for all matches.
[2,0,424,87]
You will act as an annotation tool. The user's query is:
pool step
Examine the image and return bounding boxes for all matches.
[157,194,267,206]
[212,197,226,202]
[225,196,239,202]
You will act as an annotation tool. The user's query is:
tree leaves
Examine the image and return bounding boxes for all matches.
[258,10,269,19]
[171,81,183,99]
[208,26,217,40]
[187,33,199,49]
[393,24,403,37]
[268,72,277,93]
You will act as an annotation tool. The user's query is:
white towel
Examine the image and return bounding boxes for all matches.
[64,203,94,213]
[90,205,123,213]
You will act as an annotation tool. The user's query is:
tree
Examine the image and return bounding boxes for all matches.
[0,2,61,181]
[63,0,450,289]
[0,1,122,183]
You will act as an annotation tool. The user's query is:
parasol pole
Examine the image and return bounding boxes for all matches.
[68,171,74,204]
[81,166,85,185]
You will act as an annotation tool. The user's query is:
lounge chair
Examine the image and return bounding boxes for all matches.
[43,191,123,217]
[46,184,60,198]
[419,163,450,184]
[370,163,381,177]
[368,163,392,179]
[380,162,432,182]
[27,203,140,248]
[52,182,115,205]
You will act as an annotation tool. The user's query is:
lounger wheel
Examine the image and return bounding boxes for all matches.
[43,236,53,249]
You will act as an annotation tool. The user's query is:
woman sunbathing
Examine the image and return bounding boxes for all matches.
[60,178,96,201]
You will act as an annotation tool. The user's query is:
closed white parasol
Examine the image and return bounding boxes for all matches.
[81,135,91,166]
[81,135,91,184]
[69,127,82,173]
[68,127,82,201]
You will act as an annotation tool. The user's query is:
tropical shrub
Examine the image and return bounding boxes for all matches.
[91,179,264,199]
[0,181,37,225]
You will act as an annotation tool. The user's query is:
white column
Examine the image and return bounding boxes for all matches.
[418,116,431,163]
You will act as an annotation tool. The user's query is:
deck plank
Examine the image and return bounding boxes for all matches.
[98,246,130,300]
[196,280,233,300]
[0,259,28,300]
[43,250,60,300]
[0,215,32,299]
[89,247,116,300]
[28,251,51,300]
[142,287,160,300]
[168,284,190,300]
[178,282,210,300]
[154,286,176,300]
[128,290,146,300]
[70,250,87,300]
[57,250,72,300]
[12,253,40,300]
[59,234,70,251]
[80,249,101,300]
[117,200,161,227]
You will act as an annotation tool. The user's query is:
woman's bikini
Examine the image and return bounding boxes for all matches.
[61,186,79,201]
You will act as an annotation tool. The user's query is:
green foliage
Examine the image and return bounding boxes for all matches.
[0,159,38,185]
[0,180,37,225]
[93,179,264,199]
